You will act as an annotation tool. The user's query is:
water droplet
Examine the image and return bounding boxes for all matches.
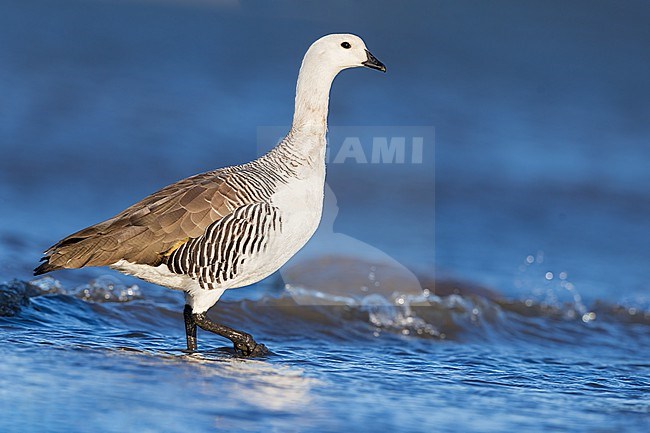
[545,272,553,280]
[582,312,596,322]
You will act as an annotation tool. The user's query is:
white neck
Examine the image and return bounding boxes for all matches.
[290,57,341,138]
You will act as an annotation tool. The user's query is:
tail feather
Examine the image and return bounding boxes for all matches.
[33,236,117,276]
[33,222,162,276]
[33,236,88,276]
[33,258,61,276]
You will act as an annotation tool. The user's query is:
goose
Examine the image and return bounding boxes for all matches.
[34,33,386,356]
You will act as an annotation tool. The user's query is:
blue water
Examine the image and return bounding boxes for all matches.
[1,0,649,432]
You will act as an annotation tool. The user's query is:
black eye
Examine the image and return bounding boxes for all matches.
[341,42,351,49]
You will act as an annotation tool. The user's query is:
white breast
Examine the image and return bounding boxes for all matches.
[228,161,325,288]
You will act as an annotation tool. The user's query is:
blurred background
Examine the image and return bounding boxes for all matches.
[2,0,649,303]
[1,2,649,432]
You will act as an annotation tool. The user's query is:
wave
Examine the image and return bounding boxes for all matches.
[2,273,648,352]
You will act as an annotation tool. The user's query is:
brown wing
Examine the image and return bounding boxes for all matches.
[34,168,247,275]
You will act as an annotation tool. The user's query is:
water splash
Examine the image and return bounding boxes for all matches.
[31,275,142,302]
[362,291,442,338]
[514,251,597,322]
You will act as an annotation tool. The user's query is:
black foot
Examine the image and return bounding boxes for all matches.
[191,311,269,357]
[232,333,269,357]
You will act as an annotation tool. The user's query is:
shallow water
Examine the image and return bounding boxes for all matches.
[1,277,649,433]
[1,0,650,432]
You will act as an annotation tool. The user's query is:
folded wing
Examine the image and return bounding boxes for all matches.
[34,169,244,275]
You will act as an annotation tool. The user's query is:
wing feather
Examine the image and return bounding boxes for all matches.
[34,168,264,275]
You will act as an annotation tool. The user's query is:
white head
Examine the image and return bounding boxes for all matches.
[302,33,386,74]
[292,34,385,132]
